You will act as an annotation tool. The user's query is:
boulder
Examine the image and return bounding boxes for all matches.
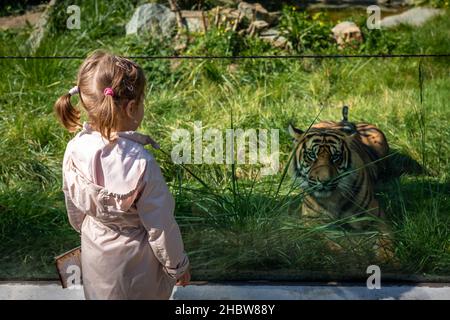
[246,20,269,37]
[380,7,444,28]
[237,1,278,24]
[259,28,289,48]
[180,10,208,33]
[238,2,268,20]
[331,21,363,48]
[125,4,176,37]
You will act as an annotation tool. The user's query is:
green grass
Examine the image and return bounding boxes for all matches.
[0,1,449,280]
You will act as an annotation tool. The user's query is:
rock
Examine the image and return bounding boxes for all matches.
[0,5,45,30]
[125,4,176,37]
[180,10,208,33]
[259,28,289,48]
[212,7,242,30]
[251,19,269,30]
[331,21,363,48]
[238,1,278,24]
[380,7,444,28]
[246,19,269,36]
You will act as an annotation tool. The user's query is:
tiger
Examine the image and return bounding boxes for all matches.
[288,107,389,230]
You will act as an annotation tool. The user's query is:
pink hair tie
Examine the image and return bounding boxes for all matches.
[103,87,114,97]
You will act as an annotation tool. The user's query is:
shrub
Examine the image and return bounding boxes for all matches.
[278,7,335,53]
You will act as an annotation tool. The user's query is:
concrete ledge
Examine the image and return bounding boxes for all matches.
[1,282,449,300]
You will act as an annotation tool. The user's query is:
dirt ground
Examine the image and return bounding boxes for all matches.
[0,5,46,29]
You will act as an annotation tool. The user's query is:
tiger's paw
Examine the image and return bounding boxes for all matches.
[373,236,399,267]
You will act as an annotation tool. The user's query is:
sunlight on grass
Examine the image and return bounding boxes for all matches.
[0,2,448,279]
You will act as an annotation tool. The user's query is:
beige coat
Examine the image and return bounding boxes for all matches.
[62,122,189,300]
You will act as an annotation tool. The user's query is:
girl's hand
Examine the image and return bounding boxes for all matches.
[176,268,191,287]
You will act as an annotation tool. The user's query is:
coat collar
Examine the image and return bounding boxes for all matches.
[81,122,160,149]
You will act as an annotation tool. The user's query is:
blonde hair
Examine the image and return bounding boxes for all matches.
[54,51,146,142]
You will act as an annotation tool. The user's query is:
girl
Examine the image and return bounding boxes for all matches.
[54,51,190,300]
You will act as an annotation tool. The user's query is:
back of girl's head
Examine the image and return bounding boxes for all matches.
[54,51,146,142]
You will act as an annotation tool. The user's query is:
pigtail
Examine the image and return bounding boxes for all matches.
[97,93,119,142]
[54,93,81,132]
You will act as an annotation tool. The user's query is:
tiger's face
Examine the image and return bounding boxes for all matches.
[289,124,352,198]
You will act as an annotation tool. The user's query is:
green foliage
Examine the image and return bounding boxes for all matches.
[359,27,406,54]
[0,0,48,17]
[382,178,450,274]
[180,26,241,84]
[350,15,411,55]
[116,34,180,88]
[279,7,335,53]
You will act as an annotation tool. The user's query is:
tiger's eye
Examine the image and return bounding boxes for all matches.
[331,151,342,161]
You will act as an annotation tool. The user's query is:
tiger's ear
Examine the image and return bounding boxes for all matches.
[288,124,304,142]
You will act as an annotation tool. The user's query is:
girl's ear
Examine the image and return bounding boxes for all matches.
[124,99,136,119]
[288,124,304,142]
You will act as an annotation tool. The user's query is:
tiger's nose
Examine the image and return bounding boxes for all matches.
[309,165,336,184]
